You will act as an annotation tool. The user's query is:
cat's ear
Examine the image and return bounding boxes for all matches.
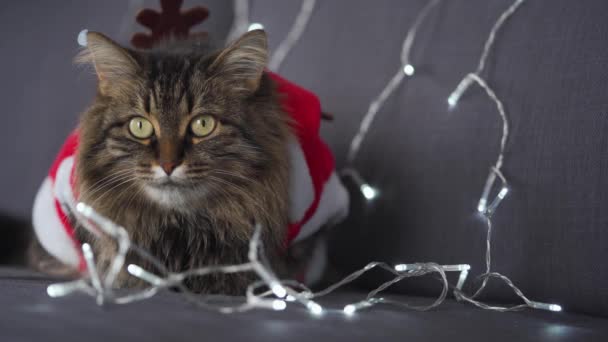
[76,31,140,90]
[208,30,268,94]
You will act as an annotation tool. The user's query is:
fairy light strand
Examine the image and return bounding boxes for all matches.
[267,0,316,71]
[345,0,440,167]
[446,0,561,312]
[226,0,249,43]
[48,0,564,316]
[341,0,441,200]
[226,0,317,72]
[49,192,466,315]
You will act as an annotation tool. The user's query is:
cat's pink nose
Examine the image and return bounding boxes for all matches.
[160,162,178,175]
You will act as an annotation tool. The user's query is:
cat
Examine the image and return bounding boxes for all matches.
[30,28,349,294]
[68,30,290,294]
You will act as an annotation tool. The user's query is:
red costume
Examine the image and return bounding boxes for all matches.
[32,72,349,269]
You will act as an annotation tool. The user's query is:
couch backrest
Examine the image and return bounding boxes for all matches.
[254,0,608,317]
[1,0,606,317]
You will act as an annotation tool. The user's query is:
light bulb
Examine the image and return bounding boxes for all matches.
[360,183,378,200]
[530,301,562,312]
[403,64,415,76]
[307,302,323,315]
[477,198,488,213]
[272,300,287,311]
[77,29,88,47]
[248,23,264,31]
[498,187,509,199]
[271,283,287,298]
[343,304,356,315]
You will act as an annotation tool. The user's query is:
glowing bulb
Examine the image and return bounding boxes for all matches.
[127,264,143,277]
[127,264,164,286]
[76,202,88,214]
[394,264,408,272]
[456,269,469,291]
[477,198,487,213]
[360,184,378,200]
[403,64,415,76]
[77,29,88,47]
[498,187,509,199]
[285,295,296,302]
[343,304,356,315]
[448,75,474,110]
[271,283,287,298]
[447,95,458,109]
[529,301,563,312]
[549,304,563,312]
[307,302,323,315]
[82,243,93,257]
[272,300,287,311]
[248,23,264,31]
[46,284,63,297]
[47,282,82,298]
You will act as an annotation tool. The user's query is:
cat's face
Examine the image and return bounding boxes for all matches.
[76,31,287,210]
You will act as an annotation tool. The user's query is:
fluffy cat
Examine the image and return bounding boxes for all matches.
[71,30,290,294]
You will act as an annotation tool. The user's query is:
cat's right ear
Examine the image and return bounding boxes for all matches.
[208,30,268,95]
[76,32,140,92]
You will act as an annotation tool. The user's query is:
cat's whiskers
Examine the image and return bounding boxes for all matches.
[88,174,139,210]
[208,170,253,182]
[84,168,136,199]
[83,174,139,208]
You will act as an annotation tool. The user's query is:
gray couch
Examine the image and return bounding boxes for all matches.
[1,0,607,340]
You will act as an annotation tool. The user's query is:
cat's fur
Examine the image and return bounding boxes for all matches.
[70,30,291,294]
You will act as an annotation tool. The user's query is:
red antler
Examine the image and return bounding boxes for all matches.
[131,0,209,49]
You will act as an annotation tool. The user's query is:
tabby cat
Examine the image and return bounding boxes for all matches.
[71,29,290,294]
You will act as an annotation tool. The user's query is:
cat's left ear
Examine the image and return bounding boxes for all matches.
[208,30,268,94]
[76,31,141,93]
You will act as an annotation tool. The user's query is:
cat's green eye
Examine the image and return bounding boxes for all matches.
[128,117,154,139]
[190,115,217,137]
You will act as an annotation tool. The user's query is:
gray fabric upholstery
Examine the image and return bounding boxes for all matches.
[251,0,608,317]
[1,268,607,342]
[1,0,607,320]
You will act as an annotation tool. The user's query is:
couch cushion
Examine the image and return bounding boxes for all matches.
[2,0,607,318]
[1,268,607,342]
[247,0,608,317]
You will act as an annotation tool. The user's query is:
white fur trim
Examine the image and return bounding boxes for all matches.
[32,177,80,267]
[303,236,328,285]
[291,172,349,244]
[288,140,315,223]
[54,156,77,209]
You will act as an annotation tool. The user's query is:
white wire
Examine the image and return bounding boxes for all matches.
[117,0,144,41]
[268,0,317,71]
[476,0,527,75]
[445,0,560,313]
[346,0,441,165]
[226,0,250,43]
[226,0,317,72]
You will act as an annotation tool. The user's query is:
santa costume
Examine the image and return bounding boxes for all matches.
[32,71,349,271]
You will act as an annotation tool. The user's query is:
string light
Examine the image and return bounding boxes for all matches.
[340,0,561,313]
[343,0,441,200]
[341,168,379,201]
[226,0,317,72]
[267,0,316,71]
[446,0,561,312]
[49,0,565,317]
[247,23,264,31]
[226,0,250,43]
